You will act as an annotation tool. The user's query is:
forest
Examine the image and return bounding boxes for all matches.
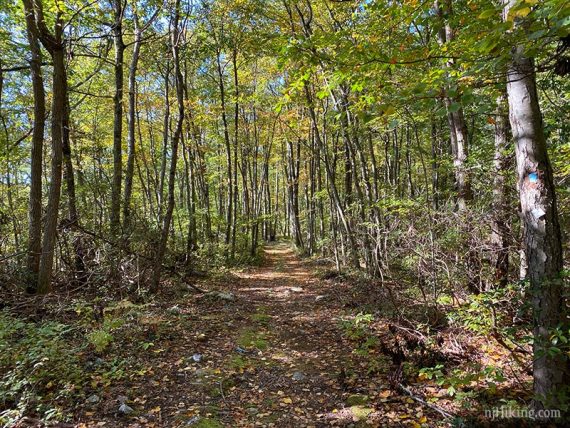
[0,0,569,426]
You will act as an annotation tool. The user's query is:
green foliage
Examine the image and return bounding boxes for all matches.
[419,363,506,401]
[448,282,531,337]
[0,311,82,425]
[91,357,128,387]
[80,299,145,353]
[86,329,114,353]
[340,313,379,361]
[340,312,375,341]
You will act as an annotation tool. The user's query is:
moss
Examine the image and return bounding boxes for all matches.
[350,405,373,420]
[237,328,268,351]
[194,418,224,428]
[250,312,271,325]
[229,355,248,370]
[346,394,369,406]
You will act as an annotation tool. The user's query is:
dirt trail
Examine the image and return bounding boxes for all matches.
[216,242,361,426]
[82,243,414,427]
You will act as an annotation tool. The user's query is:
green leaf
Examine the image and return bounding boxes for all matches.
[449,102,462,113]
[478,9,497,19]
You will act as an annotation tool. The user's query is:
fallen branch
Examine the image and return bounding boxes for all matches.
[72,223,205,292]
[398,383,456,420]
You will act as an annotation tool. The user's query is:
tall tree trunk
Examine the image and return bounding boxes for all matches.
[61,58,86,284]
[491,94,510,288]
[37,37,66,294]
[230,48,239,258]
[151,0,184,291]
[285,138,304,250]
[504,0,568,410]
[123,13,141,231]
[216,50,233,254]
[22,0,46,289]
[159,63,170,220]
[434,0,472,210]
[111,0,125,236]
[26,0,66,293]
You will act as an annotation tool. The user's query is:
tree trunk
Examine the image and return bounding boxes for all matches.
[159,64,170,220]
[123,14,141,231]
[434,0,472,210]
[285,138,304,250]
[37,46,65,294]
[216,50,233,254]
[22,0,46,289]
[111,0,124,236]
[491,94,510,288]
[231,48,239,258]
[504,0,568,409]
[25,0,67,293]
[151,0,184,291]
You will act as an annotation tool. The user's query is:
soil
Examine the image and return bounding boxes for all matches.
[65,242,442,427]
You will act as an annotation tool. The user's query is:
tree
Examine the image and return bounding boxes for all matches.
[491,94,510,288]
[23,0,67,294]
[22,0,46,289]
[434,0,473,211]
[504,0,569,410]
[151,0,185,291]
[111,0,125,237]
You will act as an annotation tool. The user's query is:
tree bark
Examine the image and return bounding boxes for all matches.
[37,40,66,293]
[22,0,46,289]
[216,50,233,254]
[504,0,568,409]
[111,0,125,236]
[434,0,472,210]
[231,48,239,258]
[24,0,67,293]
[151,0,184,291]
[491,94,510,288]
[123,12,141,231]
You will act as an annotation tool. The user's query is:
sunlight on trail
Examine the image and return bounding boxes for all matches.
[232,243,321,303]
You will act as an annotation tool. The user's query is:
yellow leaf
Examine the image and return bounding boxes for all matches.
[508,6,531,20]
[282,397,293,404]
[150,406,161,414]
[516,7,531,17]
[419,415,428,423]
